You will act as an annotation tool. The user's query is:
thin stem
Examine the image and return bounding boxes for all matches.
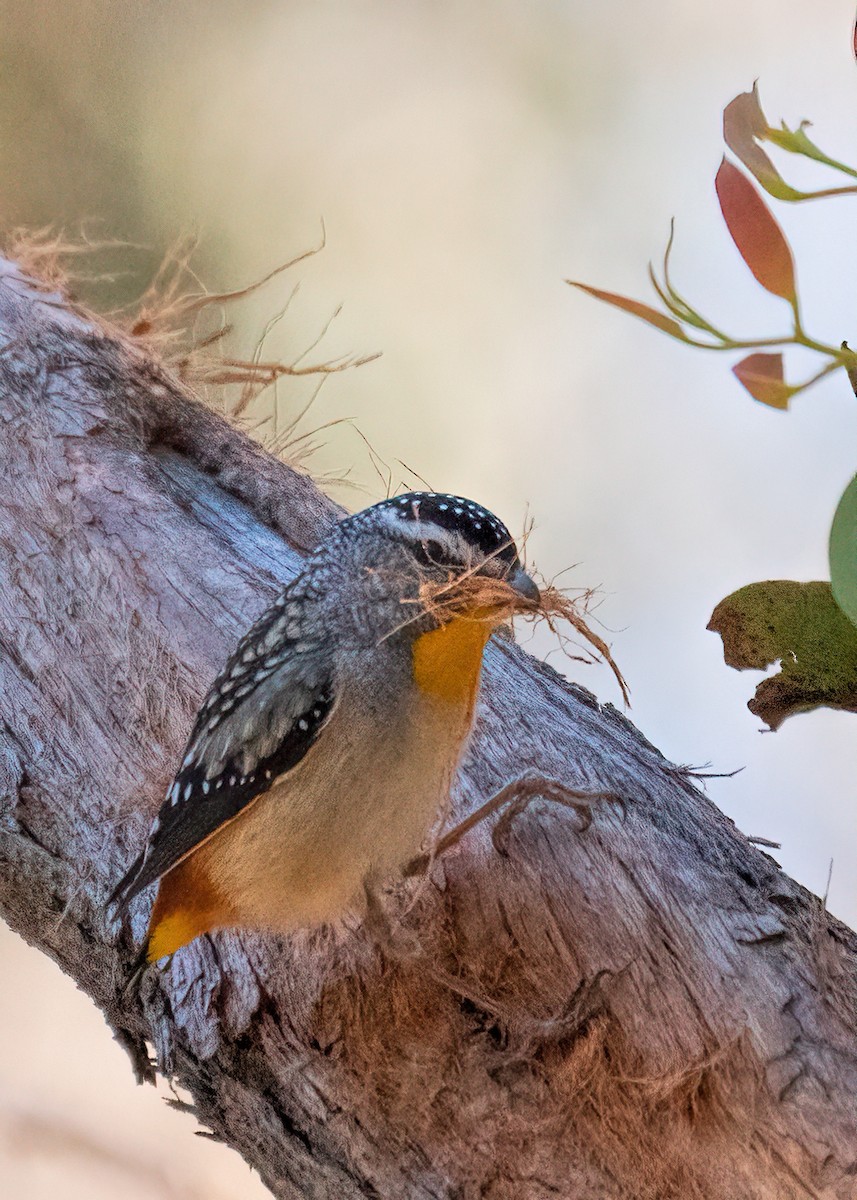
[794,358,849,392]
[793,328,840,357]
[682,330,842,358]
[682,334,799,352]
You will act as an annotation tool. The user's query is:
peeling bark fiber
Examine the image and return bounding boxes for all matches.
[0,257,855,1200]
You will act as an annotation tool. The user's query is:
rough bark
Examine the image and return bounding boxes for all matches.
[0,255,855,1200]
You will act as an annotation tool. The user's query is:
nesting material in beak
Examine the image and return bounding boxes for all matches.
[416,569,629,706]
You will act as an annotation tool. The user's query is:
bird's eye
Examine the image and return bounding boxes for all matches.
[412,539,456,568]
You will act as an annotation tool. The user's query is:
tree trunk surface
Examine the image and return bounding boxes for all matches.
[0,257,855,1200]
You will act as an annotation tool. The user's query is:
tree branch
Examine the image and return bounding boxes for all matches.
[0,256,854,1199]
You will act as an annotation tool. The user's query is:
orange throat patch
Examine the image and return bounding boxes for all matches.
[411,614,493,705]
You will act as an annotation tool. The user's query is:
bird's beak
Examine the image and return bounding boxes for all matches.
[508,565,541,606]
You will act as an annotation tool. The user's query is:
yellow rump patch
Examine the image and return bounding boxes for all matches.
[146,910,206,962]
[144,854,232,962]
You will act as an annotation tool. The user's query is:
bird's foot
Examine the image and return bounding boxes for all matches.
[405,772,623,875]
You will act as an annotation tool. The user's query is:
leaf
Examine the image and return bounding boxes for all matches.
[715,159,797,302]
[723,87,804,201]
[829,472,857,628]
[647,263,709,331]
[648,219,719,334]
[723,86,857,200]
[767,122,857,179]
[708,581,857,729]
[731,353,795,410]
[566,282,688,341]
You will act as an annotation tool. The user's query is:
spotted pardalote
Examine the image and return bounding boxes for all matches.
[109,492,540,962]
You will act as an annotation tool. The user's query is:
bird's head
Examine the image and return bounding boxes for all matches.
[325,492,540,650]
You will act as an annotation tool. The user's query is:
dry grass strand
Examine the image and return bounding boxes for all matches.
[415,569,629,705]
[3,226,379,457]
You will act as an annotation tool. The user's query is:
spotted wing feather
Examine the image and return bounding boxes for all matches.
[109,590,335,911]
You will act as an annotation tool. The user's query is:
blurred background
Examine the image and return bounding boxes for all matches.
[1,2,856,1196]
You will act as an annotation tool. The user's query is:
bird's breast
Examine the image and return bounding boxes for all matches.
[149,623,491,949]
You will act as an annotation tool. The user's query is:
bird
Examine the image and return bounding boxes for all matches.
[108,491,541,963]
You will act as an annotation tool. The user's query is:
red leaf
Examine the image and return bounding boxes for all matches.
[723,88,774,184]
[567,282,687,341]
[732,352,795,409]
[723,87,803,201]
[715,159,797,302]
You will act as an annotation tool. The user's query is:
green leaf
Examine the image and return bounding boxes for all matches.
[566,281,688,341]
[829,472,857,628]
[767,121,857,180]
[647,263,707,330]
[708,580,857,729]
[648,220,722,335]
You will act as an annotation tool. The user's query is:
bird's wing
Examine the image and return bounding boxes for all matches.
[108,590,335,911]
